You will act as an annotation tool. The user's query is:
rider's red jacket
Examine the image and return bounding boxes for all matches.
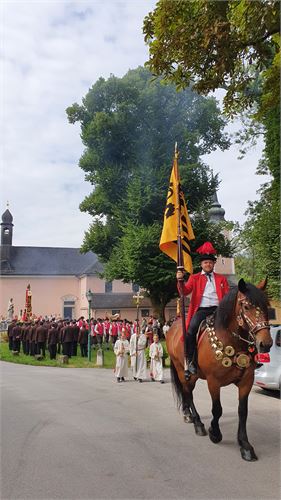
[179,272,230,330]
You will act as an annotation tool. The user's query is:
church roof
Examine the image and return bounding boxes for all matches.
[0,246,103,276]
[208,192,225,223]
[1,209,13,224]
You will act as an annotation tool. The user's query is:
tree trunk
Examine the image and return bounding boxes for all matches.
[149,296,167,325]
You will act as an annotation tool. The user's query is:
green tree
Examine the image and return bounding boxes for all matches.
[143,1,280,299]
[143,0,279,116]
[66,67,232,321]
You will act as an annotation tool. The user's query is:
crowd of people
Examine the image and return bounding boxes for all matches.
[6,316,171,383]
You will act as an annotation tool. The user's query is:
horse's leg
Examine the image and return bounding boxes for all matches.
[182,382,195,423]
[182,390,194,423]
[207,378,223,443]
[182,383,207,436]
[237,376,257,461]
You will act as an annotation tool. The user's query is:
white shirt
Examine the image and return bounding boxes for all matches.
[199,270,219,308]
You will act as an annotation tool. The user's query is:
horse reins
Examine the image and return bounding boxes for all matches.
[236,298,270,339]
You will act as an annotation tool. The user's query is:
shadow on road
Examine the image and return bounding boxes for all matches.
[253,387,280,399]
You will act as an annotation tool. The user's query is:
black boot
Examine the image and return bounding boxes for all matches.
[186,335,197,376]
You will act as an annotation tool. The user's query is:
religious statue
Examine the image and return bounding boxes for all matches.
[7,298,14,321]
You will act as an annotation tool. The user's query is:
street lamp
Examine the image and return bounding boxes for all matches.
[86,289,94,362]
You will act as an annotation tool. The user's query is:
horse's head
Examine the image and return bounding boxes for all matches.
[236,278,273,353]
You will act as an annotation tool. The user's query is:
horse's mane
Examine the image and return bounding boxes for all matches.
[215,283,269,330]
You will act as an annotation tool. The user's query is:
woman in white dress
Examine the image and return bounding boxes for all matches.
[114,329,130,382]
[149,334,164,383]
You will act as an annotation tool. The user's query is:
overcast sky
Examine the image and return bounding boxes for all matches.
[1,0,269,248]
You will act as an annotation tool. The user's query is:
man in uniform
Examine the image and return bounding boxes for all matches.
[176,242,229,376]
[35,321,47,357]
[30,320,38,356]
[7,319,16,351]
[71,320,79,356]
[47,322,59,360]
[61,321,74,358]
[12,322,22,352]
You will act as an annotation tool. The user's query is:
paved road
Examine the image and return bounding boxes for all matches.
[1,362,280,500]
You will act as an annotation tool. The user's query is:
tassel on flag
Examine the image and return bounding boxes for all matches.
[159,153,195,274]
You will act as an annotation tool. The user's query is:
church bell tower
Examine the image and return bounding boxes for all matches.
[1,205,14,264]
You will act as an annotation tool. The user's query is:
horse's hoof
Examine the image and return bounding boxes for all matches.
[240,447,258,462]
[195,424,207,436]
[208,427,222,443]
[184,414,194,423]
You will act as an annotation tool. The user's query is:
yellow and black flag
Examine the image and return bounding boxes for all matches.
[159,151,195,274]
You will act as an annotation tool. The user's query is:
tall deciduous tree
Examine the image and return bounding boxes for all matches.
[66,67,232,321]
[143,0,279,116]
[143,1,280,299]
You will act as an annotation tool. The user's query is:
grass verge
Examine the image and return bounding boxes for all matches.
[0,342,116,368]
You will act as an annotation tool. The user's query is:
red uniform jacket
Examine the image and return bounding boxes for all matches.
[180,272,230,330]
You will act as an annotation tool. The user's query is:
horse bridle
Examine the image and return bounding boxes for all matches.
[236,298,270,344]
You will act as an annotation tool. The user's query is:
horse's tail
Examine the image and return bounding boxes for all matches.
[170,359,184,411]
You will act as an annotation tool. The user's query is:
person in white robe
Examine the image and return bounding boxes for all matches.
[114,329,130,382]
[149,334,164,383]
[130,331,147,382]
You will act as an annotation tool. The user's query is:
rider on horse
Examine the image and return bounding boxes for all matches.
[176,241,230,377]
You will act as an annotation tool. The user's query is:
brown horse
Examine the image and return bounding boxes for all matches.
[166,278,273,461]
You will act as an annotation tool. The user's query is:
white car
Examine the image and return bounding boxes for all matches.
[254,325,281,391]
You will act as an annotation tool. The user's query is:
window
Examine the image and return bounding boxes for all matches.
[63,299,75,320]
[132,283,140,293]
[112,309,120,316]
[105,281,113,293]
[141,309,149,317]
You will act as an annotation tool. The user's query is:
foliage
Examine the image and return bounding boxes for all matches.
[234,105,280,299]
[143,0,280,116]
[143,1,279,298]
[66,67,233,322]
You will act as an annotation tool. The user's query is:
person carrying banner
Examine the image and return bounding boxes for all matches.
[176,242,229,376]
[159,145,229,380]
[159,144,195,379]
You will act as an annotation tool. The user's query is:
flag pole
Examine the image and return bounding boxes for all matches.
[174,143,189,374]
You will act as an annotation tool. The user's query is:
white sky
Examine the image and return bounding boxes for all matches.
[1,0,269,248]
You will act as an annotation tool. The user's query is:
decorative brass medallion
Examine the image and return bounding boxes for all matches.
[215,350,223,360]
[222,357,232,367]
[236,354,250,368]
[225,345,235,357]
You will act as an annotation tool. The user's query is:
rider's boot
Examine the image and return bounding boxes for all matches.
[186,336,197,376]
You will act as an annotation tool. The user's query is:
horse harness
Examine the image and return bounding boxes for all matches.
[202,298,270,370]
